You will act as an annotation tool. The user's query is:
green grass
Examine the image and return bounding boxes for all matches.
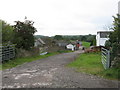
[99,68,119,80]
[67,53,119,80]
[0,52,59,70]
[82,41,90,48]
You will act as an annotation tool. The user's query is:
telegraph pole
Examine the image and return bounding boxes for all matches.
[118,1,120,15]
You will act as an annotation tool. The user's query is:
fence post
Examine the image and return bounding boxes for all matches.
[107,50,110,69]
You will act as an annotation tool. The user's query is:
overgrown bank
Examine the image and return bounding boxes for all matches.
[67,53,119,80]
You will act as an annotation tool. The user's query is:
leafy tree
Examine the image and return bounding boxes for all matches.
[0,20,14,44]
[54,35,63,40]
[105,14,120,68]
[81,36,87,41]
[12,20,37,50]
[110,14,120,53]
[111,14,120,44]
[86,35,96,46]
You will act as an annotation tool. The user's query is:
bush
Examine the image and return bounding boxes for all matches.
[105,14,120,68]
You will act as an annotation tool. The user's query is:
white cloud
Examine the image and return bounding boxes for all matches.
[0,0,119,36]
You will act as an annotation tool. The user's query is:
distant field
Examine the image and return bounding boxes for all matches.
[68,52,119,80]
[82,41,90,48]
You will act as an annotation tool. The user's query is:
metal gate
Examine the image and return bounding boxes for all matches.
[0,44,15,63]
[101,47,110,69]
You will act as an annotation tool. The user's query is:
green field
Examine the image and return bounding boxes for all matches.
[68,53,119,80]
[82,41,90,48]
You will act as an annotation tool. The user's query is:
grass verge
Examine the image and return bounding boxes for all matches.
[0,50,73,70]
[67,52,119,80]
[0,52,59,70]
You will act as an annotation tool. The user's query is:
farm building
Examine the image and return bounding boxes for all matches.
[66,44,75,51]
[34,38,46,47]
[56,40,68,47]
[96,31,112,46]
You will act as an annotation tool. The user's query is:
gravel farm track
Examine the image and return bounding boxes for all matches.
[1,50,120,89]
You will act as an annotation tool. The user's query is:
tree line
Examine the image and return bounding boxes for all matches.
[35,34,96,45]
[52,35,96,46]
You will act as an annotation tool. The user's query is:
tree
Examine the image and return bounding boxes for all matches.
[105,14,120,68]
[1,20,14,44]
[12,19,37,50]
[86,34,96,46]
[54,35,63,40]
[81,36,86,41]
[111,14,120,44]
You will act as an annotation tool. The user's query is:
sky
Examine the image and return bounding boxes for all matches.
[0,0,119,36]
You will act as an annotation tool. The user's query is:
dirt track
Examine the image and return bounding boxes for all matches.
[2,50,119,88]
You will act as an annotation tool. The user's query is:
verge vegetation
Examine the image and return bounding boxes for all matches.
[1,50,72,70]
[1,52,57,70]
[67,52,119,80]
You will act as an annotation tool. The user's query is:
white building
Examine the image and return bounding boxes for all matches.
[66,44,75,51]
[96,31,112,46]
[34,38,46,47]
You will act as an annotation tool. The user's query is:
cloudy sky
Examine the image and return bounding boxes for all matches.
[0,0,119,36]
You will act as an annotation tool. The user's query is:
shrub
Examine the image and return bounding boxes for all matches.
[15,47,39,58]
[105,14,120,68]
